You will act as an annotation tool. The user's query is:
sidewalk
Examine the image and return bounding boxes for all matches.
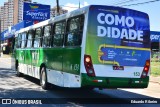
[150,76,160,84]
[0,54,11,58]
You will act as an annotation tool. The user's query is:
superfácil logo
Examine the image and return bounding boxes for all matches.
[29,5,39,11]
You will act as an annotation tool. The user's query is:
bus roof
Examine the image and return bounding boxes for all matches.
[15,5,148,36]
[15,5,90,36]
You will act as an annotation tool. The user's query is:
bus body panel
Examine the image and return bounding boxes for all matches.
[13,5,150,89]
[43,48,63,71]
[42,47,82,87]
[82,5,150,88]
[16,47,82,87]
[81,73,149,88]
[13,6,89,88]
[16,49,41,78]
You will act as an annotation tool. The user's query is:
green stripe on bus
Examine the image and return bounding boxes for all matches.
[16,47,81,75]
[81,73,149,88]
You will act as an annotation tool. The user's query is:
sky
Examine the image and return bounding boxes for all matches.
[0,0,160,31]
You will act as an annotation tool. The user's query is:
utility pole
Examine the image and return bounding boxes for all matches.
[79,0,80,9]
[56,0,60,15]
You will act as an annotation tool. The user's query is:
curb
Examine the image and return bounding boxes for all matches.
[0,55,11,58]
[149,80,160,85]
[0,57,11,59]
[0,58,11,59]
[150,76,160,85]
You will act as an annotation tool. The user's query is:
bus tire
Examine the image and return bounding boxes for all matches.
[15,62,23,77]
[40,67,49,90]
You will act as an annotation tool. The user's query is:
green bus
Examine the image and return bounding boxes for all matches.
[12,5,151,90]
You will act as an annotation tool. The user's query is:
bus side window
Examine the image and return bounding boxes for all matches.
[42,25,52,47]
[21,32,27,48]
[53,21,65,47]
[17,33,22,48]
[33,28,42,48]
[65,15,84,46]
[14,37,17,49]
[26,30,34,48]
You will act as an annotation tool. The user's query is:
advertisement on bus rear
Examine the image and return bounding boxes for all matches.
[86,5,150,67]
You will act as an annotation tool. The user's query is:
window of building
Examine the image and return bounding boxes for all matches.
[26,30,34,48]
[17,33,22,48]
[33,28,42,48]
[42,25,52,47]
[65,15,84,46]
[53,21,65,46]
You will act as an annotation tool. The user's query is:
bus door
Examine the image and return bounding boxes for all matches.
[63,15,84,87]
[44,23,64,87]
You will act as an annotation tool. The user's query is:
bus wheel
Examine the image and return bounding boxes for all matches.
[40,67,48,90]
[16,64,22,77]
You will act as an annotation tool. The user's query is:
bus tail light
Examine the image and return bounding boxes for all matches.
[141,60,150,78]
[84,55,95,77]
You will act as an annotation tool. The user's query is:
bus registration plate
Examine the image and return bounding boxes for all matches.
[113,66,124,70]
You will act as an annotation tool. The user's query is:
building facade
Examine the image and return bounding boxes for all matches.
[4,2,9,32]
[0,6,4,32]
[0,0,32,32]
[0,0,68,32]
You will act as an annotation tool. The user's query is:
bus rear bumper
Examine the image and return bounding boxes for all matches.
[81,73,149,88]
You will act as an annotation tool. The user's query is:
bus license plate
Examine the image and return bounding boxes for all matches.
[113,66,124,70]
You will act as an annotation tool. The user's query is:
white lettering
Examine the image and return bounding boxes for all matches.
[121,29,128,39]
[115,15,125,26]
[105,14,114,25]
[107,27,111,37]
[97,13,105,24]
[137,31,143,41]
[96,13,144,41]
[97,26,144,41]
[129,29,137,40]
[126,17,134,27]
[26,11,48,19]
[97,26,107,37]
[112,27,120,38]
[131,100,144,104]
[150,35,160,40]
[97,13,135,27]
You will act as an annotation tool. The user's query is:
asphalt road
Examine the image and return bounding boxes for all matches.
[0,57,159,107]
